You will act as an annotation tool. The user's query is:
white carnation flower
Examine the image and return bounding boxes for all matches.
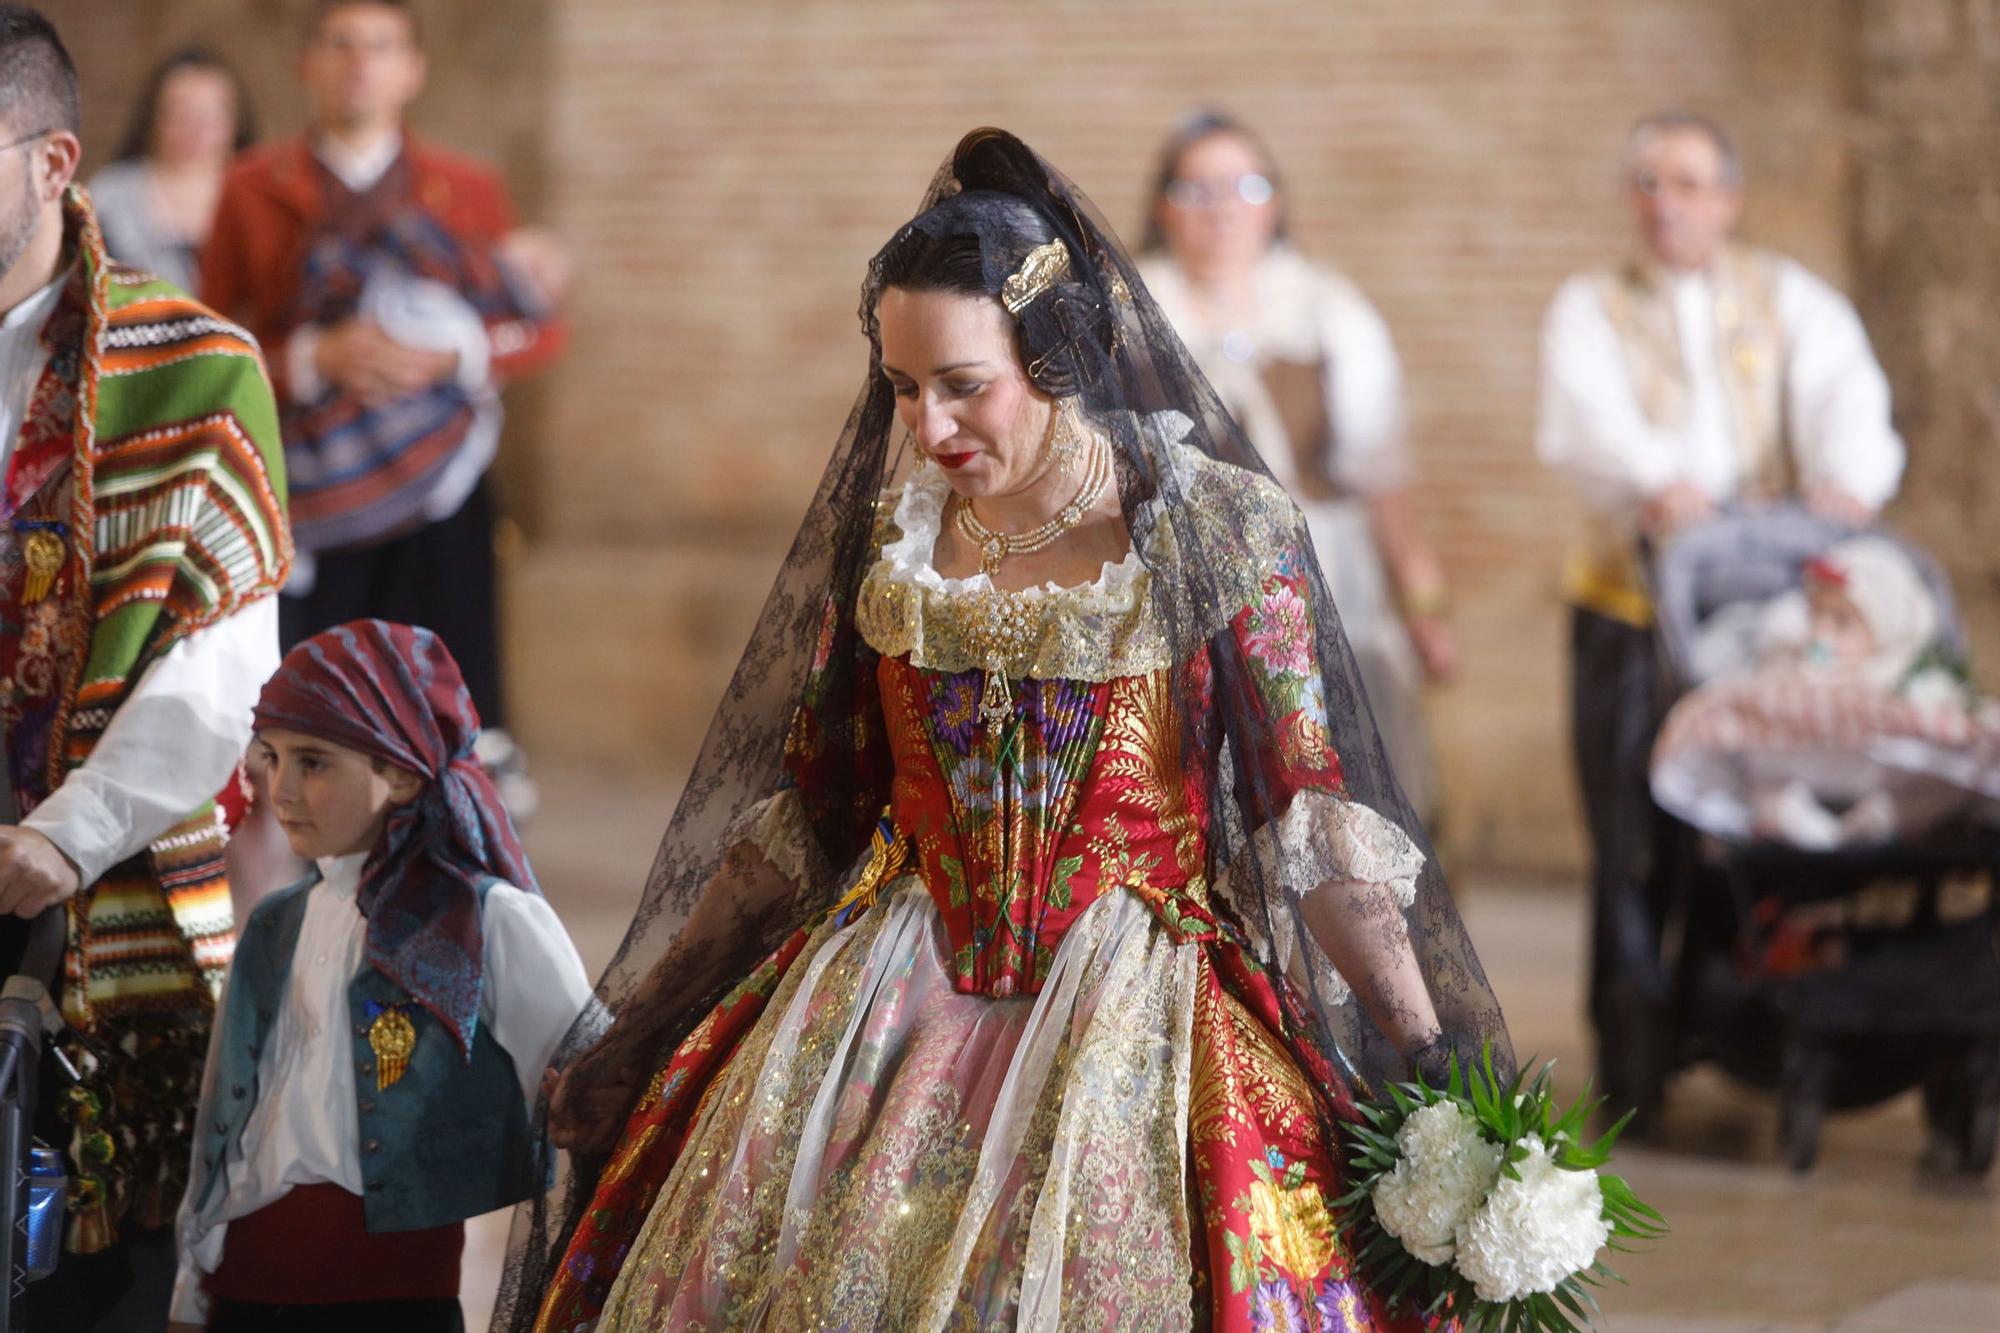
[1453,1135,1612,1303]
[1370,1100,1503,1265]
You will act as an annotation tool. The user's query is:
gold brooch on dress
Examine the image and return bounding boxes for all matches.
[366,1001,419,1091]
[14,520,66,605]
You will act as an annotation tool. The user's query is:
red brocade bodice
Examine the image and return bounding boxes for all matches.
[824,457,1344,998]
[879,658,1218,995]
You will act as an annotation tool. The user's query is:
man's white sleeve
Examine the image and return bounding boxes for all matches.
[1535,274,1684,512]
[1776,259,1905,511]
[23,598,278,885]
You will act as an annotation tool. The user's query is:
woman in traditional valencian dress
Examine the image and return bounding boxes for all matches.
[496,129,1509,1333]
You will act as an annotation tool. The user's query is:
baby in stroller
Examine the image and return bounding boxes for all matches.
[1622,511,2000,1173]
[1651,531,2000,850]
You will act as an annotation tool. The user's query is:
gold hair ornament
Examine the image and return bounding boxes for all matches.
[1000,240,1072,315]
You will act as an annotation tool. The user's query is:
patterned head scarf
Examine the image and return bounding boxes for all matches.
[253,620,539,1056]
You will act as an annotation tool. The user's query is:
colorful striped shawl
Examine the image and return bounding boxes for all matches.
[50,187,292,1027]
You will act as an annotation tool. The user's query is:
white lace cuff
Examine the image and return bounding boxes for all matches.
[1229,789,1424,908]
[1216,790,1426,1005]
[722,788,832,893]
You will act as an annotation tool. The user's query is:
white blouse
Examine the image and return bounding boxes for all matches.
[1139,245,1413,497]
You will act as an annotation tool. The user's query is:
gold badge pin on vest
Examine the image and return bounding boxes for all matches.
[14,520,67,605]
[366,1000,418,1091]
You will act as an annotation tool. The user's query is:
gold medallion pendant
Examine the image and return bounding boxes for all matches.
[979,662,1013,728]
[19,525,65,605]
[367,1004,419,1091]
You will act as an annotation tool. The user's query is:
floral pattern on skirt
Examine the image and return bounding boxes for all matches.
[543,882,1429,1332]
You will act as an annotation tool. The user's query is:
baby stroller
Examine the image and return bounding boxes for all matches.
[1617,504,2000,1173]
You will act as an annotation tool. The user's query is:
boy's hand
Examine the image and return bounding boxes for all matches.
[499,227,574,309]
[314,318,459,407]
[0,827,81,917]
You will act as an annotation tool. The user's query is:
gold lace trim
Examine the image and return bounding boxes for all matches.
[855,433,1302,682]
[855,486,1172,683]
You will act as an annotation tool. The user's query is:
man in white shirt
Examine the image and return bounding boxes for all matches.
[0,8,291,1329]
[1535,110,1905,1106]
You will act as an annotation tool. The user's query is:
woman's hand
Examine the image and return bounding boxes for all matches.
[1409,1029,1484,1087]
[544,1040,648,1154]
[1365,487,1457,685]
[536,840,773,1155]
[1406,611,1458,684]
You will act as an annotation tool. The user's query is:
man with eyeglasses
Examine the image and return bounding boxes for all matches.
[202,0,569,819]
[0,7,292,1328]
[1534,110,1904,1115]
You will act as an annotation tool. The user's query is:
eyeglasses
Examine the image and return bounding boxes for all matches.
[1632,170,1731,201]
[1164,172,1274,210]
[0,128,53,156]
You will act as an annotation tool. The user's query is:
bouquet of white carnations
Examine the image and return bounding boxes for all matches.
[1337,1048,1665,1332]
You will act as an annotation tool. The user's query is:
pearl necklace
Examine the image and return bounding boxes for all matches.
[952,436,1113,579]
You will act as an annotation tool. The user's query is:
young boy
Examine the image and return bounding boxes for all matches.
[170,620,593,1331]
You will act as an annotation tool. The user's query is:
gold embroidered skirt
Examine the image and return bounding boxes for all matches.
[596,879,1202,1331]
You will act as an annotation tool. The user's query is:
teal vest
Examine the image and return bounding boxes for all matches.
[194,870,540,1233]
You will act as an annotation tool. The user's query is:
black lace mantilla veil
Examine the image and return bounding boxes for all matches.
[494,128,1509,1328]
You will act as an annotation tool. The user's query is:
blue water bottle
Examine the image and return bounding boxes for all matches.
[24,1144,63,1281]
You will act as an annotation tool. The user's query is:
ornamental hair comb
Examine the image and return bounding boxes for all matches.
[1000,240,1072,315]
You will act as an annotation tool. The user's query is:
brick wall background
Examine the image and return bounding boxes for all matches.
[58,1,1994,874]
[1851,1,2000,682]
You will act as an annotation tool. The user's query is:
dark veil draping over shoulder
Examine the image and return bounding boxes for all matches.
[493,128,1508,1329]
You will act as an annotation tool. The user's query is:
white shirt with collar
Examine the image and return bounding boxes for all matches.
[1535,251,1906,525]
[0,265,278,884]
[315,130,404,195]
[171,851,594,1322]
[0,269,65,453]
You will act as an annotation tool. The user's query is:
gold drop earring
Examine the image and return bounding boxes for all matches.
[1047,398,1084,477]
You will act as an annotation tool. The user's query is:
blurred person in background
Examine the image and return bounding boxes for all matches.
[87,46,253,292]
[0,8,290,1328]
[1535,109,1904,1104]
[1137,109,1456,825]
[201,0,570,818]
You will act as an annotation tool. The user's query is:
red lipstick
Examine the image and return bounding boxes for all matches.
[935,452,976,470]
